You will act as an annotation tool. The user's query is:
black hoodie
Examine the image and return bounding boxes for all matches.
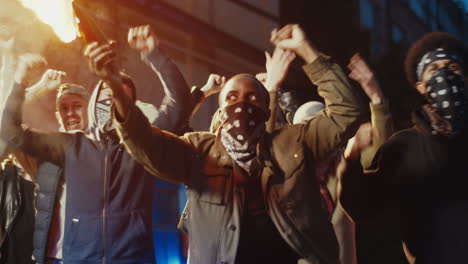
[341,108,468,264]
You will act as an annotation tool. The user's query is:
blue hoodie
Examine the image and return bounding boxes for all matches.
[2,50,192,264]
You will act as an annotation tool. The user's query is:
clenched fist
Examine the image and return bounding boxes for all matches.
[128,25,159,56]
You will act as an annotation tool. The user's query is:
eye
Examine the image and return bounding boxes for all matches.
[248,94,257,102]
[227,94,237,101]
[448,64,459,72]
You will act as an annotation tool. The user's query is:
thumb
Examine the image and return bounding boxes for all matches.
[214,75,221,85]
[276,39,295,50]
[264,51,271,63]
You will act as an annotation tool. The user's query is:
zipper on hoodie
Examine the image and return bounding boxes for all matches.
[102,146,109,264]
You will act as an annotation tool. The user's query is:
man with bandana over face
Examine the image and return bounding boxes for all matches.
[106,24,365,264]
[340,32,468,264]
[1,25,194,264]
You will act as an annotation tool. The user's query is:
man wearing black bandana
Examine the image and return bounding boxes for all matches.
[340,32,468,264]
[109,24,365,264]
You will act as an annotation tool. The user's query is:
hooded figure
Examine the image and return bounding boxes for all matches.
[340,32,468,264]
[2,48,194,263]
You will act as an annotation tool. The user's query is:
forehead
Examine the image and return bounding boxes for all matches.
[221,77,264,97]
[58,94,86,106]
[426,58,457,67]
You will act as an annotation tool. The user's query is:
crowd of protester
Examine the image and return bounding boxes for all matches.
[0,20,467,264]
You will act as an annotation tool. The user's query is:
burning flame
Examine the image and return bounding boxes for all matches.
[19,0,77,43]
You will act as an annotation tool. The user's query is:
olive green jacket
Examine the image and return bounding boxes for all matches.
[115,56,363,264]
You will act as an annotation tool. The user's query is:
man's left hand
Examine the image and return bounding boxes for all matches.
[128,25,159,57]
[348,53,384,105]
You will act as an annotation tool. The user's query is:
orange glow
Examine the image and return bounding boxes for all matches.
[19,0,77,43]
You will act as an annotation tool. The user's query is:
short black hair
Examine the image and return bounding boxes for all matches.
[404,32,468,85]
[119,72,136,100]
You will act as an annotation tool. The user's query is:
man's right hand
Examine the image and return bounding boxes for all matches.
[84,41,118,81]
[264,47,296,92]
[14,53,47,86]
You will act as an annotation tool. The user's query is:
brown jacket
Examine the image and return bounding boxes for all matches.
[115,56,363,264]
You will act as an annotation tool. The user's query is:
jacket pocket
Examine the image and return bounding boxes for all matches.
[108,210,153,260]
[63,216,103,260]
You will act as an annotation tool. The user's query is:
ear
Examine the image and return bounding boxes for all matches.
[55,111,64,129]
[209,108,224,133]
[415,81,426,95]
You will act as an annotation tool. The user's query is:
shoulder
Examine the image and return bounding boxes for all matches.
[383,127,420,150]
[182,131,216,149]
[374,127,420,167]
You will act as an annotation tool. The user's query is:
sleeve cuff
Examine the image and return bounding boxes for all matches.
[190,86,205,105]
[369,102,390,120]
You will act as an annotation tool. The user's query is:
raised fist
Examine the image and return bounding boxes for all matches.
[344,123,378,160]
[37,69,66,92]
[201,74,226,97]
[270,24,307,52]
[128,25,159,56]
[348,53,384,105]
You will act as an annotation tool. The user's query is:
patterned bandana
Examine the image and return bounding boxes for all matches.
[417,48,464,81]
[96,98,114,133]
[424,66,468,135]
[219,101,268,172]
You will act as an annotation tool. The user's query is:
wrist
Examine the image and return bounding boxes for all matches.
[370,96,383,105]
[296,40,318,64]
[265,81,280,93]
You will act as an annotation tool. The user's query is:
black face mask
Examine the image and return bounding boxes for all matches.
[425,66,468,133]
[95,98,114,133]
[219,101,268,171]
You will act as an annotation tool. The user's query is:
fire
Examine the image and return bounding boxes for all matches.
[19,0,77,43]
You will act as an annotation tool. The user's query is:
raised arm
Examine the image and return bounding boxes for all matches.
[83,30,204,185]
[261,47,296,132]
[346,53,393,168]
[1,55,68,166]
[272,24,363,160]
[24,69,66,104]
[128,25,192,134]
[113,105,203,185]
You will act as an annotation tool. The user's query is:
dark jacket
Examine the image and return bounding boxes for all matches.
[0,161,35,264]
[32,162,61,264]
[2,50,192,264]
[115,56,363,264]
[341,109,468,264]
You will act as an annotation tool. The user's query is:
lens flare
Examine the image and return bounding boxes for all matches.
[19,0,77,43]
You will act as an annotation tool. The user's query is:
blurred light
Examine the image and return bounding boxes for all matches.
[19,0,77,42]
